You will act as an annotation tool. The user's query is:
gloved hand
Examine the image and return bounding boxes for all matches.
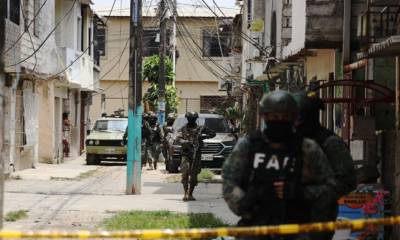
[284,181,304,200]
[238,185,260,215]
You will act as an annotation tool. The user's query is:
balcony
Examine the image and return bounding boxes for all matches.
[357,4,400,44]
[282,0,343,60]
[58,47,96,91]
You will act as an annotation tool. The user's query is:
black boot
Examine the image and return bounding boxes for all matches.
[188,185,196,201]
[182,184,189,201]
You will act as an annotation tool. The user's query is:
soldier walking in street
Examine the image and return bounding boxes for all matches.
[162,113,175,163]
[222,90,337,240]
[123,113,152,168]
[294,90,356,240]
[178,112,215,201]
[141,113,152,169]
[148,112,163,170]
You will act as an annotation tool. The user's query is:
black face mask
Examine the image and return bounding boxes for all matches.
[263,121,294,143]
[187,117,197,125]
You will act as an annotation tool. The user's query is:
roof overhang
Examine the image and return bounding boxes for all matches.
[357,35,400,59]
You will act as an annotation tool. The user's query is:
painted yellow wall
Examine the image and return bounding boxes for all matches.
[90,16,228,121]
[306,49,336,82]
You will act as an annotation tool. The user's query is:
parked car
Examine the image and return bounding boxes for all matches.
[165,114,237,173]
[85,117,128,165]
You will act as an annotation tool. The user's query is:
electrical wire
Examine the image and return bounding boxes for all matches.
[48,0,118,78]
[6,0,78,68]
[3,0,49,54]
[20,0,38,73]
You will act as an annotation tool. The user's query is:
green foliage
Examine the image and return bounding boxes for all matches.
[144,83,179,114]
[197,169,215,182]
[143,55,178,114]
[5,210,28,222]
[143,55,174,84]
[104,211,228,230]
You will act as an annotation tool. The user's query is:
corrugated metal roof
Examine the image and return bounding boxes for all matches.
[357,35,400,59]
[94,4,239,18]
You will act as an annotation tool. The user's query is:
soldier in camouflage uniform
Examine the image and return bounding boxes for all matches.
[148,112,163,170]
[162,114,175,163]
[222,91,337,240]
[141,113,152,169]
[294,91,356,240]
[124,113,152,168]
[178,112,215,201]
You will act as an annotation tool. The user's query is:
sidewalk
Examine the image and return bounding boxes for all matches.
[9,154,98,181]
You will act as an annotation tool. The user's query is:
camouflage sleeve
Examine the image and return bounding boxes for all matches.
[202,126,216,139]
[222,137,250,217]
[302,138,338,202]
[323,135,356,196]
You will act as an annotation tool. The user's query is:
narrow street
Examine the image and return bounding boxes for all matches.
[3,158,238,231]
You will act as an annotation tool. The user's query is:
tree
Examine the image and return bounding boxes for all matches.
[143,55,174,84]
[143,55,179,114]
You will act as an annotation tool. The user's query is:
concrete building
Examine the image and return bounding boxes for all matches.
[90,5,239,121]
[2,0,102,173]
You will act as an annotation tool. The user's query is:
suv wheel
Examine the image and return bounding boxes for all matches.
[87,154,100,165]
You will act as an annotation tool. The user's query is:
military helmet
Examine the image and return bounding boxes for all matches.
[293,90,325,113]
[185,111,199,123]
[259,90,298,121]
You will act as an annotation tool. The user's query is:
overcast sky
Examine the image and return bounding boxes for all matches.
[92,0,237,10]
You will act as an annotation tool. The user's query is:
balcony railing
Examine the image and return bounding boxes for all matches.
[358,4,400,43]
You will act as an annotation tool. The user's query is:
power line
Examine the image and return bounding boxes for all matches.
[49,0,118,78]
[6,0,78,68]
[3,0,49,54]
[20,0,38,73]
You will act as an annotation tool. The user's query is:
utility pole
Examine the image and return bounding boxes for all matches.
[172,0,177,87]
[0,0,5,228]
[127,0,143,194]
[158,0,166,126]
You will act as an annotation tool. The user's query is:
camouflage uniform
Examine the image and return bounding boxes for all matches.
[141,119,151,168]
[179,124,215,188]
[294,91,356,240]
[162,119,174,162]
[222,132,337,240]
[148,123,163,170]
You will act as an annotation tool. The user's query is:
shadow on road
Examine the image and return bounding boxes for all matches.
[100,161,126,166]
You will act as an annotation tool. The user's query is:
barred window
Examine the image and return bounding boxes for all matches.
[143,29,160,57]
[8,0,21,25]
[202,29,231,57]
[34,0,41,36]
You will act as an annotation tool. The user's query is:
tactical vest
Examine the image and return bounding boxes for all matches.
[242,131,309,225]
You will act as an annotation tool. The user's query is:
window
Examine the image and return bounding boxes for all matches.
[94,120,128,132]
[143,29,160,57]
[270,11,277,56]
[247,0,252,28]
[142,28,171,57]
[95,27,106,57]
[283,17,292,28]
[33,0,41,36]
[88,27,92,56]
[283,0,291,6]
[77,16,82,51]
[202,29,231,57]
[7,0,21,25]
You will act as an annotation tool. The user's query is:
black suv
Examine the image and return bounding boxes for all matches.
[165,114,237,173]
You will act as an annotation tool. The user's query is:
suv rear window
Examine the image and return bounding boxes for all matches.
[173,116,230,133]
[94,120,128,132]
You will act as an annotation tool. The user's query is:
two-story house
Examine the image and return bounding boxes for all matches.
[2,0,102,173]
[90,4,239,120]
